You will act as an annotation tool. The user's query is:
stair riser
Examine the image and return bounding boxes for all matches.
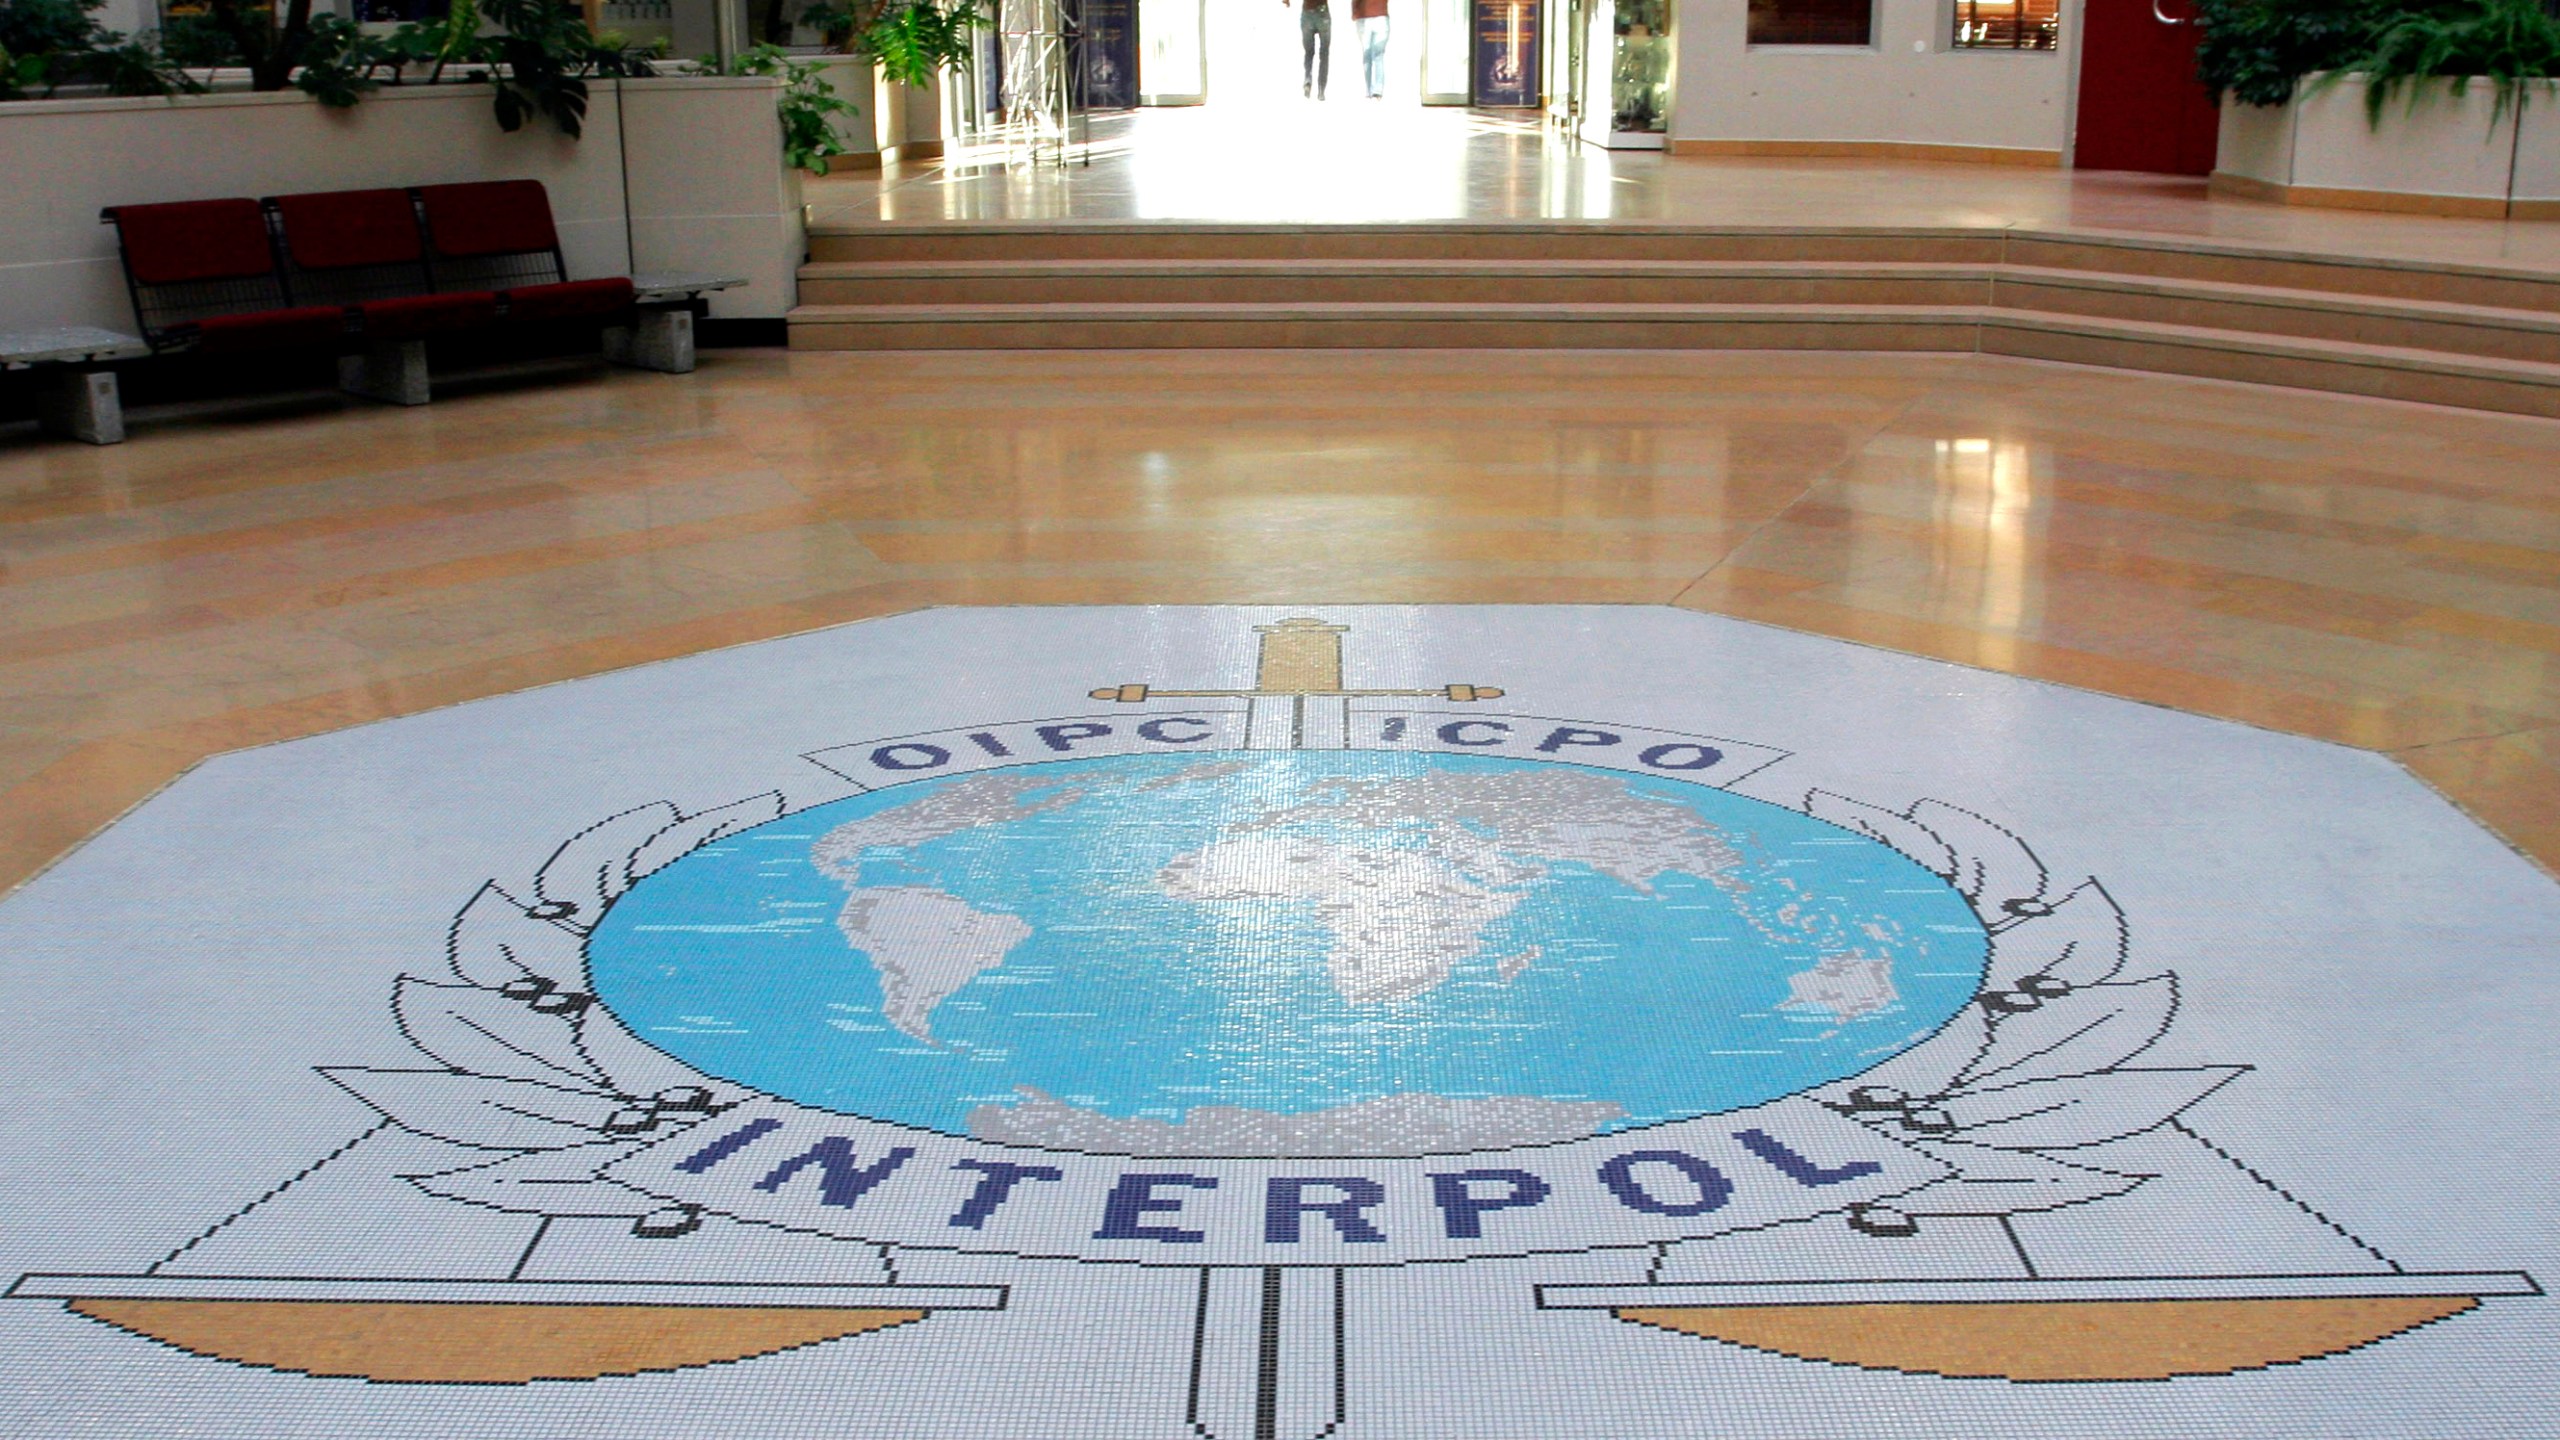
[1999,279,2560,367]
[810,228,2560,314]
[789,316,1984,352]
[1984,323,2560,421]
[797,275,1991,307]
[806,231,2006,266]
[796,271,2560,368]
[788,312,2560,420]
[2004,235,2560,316]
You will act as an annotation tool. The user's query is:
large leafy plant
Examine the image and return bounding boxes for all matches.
[0,0,196,97]
[701,41,859,170]
[480,0,654,135]
[384,0,495,84]
[800,0,981,85]
[2193,0,2398,106]
[2197,0,2560,121]
[126,0,651,131]
[2330,0,2560,120]
[194,0,328,91]
[860,0,981,86]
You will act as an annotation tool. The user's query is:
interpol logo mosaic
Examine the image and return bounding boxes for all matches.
[3,610,2543,1439]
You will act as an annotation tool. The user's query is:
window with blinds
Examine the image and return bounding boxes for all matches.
[1952,0,2059,50]
[1745,0,1873,45]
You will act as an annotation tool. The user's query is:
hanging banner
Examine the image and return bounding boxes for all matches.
[1071,0,1142,109]
[1473,0,1540,106]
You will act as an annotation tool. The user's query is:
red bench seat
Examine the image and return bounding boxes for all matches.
[102,179,702,411]
[503,277,637,324]
[191,306,349,355]
[361,291,501,339]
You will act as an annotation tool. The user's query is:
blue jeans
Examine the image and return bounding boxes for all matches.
[1301,5,1331,95]
[1358,15,1389,97]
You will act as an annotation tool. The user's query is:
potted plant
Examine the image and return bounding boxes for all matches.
[700,42,863,172]
[2199,0,2560,215]
[797,0,976,165]
[0,0,196,99]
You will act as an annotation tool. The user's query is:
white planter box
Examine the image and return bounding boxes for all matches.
[620,76,805,316]
[2212,73,2556,218]
[2510,83,2560,219]
[0,76,801,333]
[804,59,946,170]
[809,57,885,162]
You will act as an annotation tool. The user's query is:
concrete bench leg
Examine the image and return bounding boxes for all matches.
[604,307,696,375]
[37,367,125,445]
[338,340,431,406]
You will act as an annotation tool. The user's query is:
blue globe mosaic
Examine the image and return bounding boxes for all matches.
[587,750,1991,1152]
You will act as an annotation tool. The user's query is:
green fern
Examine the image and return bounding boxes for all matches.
[861,0,983,88]
[704,43,863,172]
[2324,0,2560,125]
[2193,0,2398,107]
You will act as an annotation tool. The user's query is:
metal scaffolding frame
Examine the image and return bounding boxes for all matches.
[990,0,1091,167]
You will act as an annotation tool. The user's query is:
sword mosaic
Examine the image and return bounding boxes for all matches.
[0,606,2549,1438]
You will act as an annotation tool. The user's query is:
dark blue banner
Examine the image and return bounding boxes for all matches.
[1071,0,1141,110]
[1472,0,1539,107]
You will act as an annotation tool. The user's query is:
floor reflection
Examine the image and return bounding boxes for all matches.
[12,349,2560,892]
[1930,436,2038,666]
[807,109,2560,273]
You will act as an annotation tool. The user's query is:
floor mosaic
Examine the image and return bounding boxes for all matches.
[0,604,2547,1438]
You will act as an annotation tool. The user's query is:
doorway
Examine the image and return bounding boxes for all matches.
[2071,0,2218,174]
[1131,0,1511,109]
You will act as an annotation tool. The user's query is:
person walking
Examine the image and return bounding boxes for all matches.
[1288,0,1331,99]
[1353,0,1389,99]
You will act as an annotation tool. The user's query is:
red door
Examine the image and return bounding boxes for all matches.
[2072,0,2219,174]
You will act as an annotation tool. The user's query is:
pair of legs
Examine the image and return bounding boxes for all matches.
[1357,15,1389,97]
[1301,4,1331,97]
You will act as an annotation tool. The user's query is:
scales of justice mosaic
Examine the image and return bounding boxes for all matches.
[0,607,2547,1439]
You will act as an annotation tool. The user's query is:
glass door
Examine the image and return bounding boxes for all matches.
[1139,0,1206,103]
[1582,0,1668,147]
[1545,0,1584,131]
[1419,0,1471,103]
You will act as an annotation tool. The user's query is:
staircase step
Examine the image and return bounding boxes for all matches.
[783,299,2560,418]
[1984,309,2560,418]
[787,220,2560,415]
[804,222,2560,313]
[795,259,1994,308]
[805,222,2009,266]
[2003,231,2560,315]
[795,257,2560,364]
[1996,266,2560,366]
[786,300,1989,352]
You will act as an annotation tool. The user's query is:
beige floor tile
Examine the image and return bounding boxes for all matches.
[12,346,2560,888]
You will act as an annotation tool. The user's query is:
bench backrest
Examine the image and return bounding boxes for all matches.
[104,199,295,343]
[416,181,573,295]
[105,180,584,348]
[269,188,437,309]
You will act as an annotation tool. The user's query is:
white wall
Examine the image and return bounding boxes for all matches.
[2513,87,2560,211]
[0,75,801,335]
[96,0,155,41]
[619,75,806,311]
[804,59,947,164]
[1670,0,2076,157]
[2215,75,2559,212]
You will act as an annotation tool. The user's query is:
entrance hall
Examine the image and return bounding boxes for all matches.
[9,0,2560,1425]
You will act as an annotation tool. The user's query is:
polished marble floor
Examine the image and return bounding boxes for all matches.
[812,107,2560,275]
[7,346,2560,896]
